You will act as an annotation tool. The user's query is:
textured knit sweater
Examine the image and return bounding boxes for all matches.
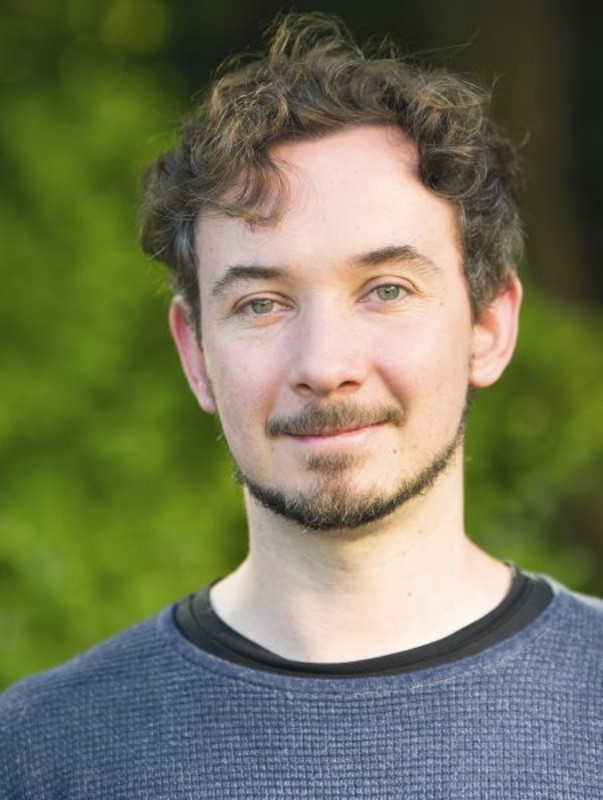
[1,578,602,799]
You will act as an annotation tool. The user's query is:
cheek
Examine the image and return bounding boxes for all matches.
[379,321,472,405]
[207,341,279,428]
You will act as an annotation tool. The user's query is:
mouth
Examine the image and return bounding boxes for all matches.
[287,422,386,445]
[293,423,377,436]
[266,403,404,442]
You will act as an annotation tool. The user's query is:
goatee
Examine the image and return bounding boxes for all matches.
[231,398,469,531]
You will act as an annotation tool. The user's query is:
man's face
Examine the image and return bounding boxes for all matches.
[173,125,519,530]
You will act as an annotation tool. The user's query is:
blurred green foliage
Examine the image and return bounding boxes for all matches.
[1,0,602,689]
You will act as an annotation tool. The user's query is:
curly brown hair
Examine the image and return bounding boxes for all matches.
[140,12,524,334]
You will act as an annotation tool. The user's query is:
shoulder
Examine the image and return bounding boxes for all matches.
[535,576,603,665]
[0,607,196,794]
[544,576,603,622]
[3,612,157,699]
[0,611,171,748]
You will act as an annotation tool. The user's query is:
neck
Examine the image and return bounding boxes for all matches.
[210,465,511,662]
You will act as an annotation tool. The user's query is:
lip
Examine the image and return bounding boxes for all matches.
[287,422,386,447]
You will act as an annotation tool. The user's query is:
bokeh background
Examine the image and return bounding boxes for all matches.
[2,0,603,689]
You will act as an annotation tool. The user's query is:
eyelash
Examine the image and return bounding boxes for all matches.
[235,297,289,317]
[234,282,411,317]
[368,283,409,303]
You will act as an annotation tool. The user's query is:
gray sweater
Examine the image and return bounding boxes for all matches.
[1,578,602,799]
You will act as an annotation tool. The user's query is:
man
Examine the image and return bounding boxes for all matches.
[1,12,601,799]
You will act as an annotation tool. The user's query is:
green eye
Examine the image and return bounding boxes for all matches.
[249,298,275,314]
[375,284,401,301]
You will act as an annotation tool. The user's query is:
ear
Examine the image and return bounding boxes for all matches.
[470,275,522,388]
[169,297,216,413]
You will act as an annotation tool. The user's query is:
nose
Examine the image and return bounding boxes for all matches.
[288,303,367,399]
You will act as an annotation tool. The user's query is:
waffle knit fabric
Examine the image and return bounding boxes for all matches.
[1,578,601,799]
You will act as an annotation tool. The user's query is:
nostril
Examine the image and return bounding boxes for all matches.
[288,321,366,396]
[293,377,362,399]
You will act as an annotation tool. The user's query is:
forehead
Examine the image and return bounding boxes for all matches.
[195,125,462,280]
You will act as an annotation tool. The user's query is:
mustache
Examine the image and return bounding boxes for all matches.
[266,403,404,437]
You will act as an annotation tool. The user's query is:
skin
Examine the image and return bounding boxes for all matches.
[170,124,522,663]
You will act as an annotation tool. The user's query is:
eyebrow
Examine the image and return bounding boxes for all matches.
[352,244,440,275]
[211,265,286,298]
[210,244,440,298]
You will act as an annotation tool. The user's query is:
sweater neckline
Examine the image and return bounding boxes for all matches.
[172,566,553,679]
[159,577,573,695]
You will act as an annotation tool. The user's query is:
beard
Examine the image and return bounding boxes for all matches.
[227,395,470,532]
